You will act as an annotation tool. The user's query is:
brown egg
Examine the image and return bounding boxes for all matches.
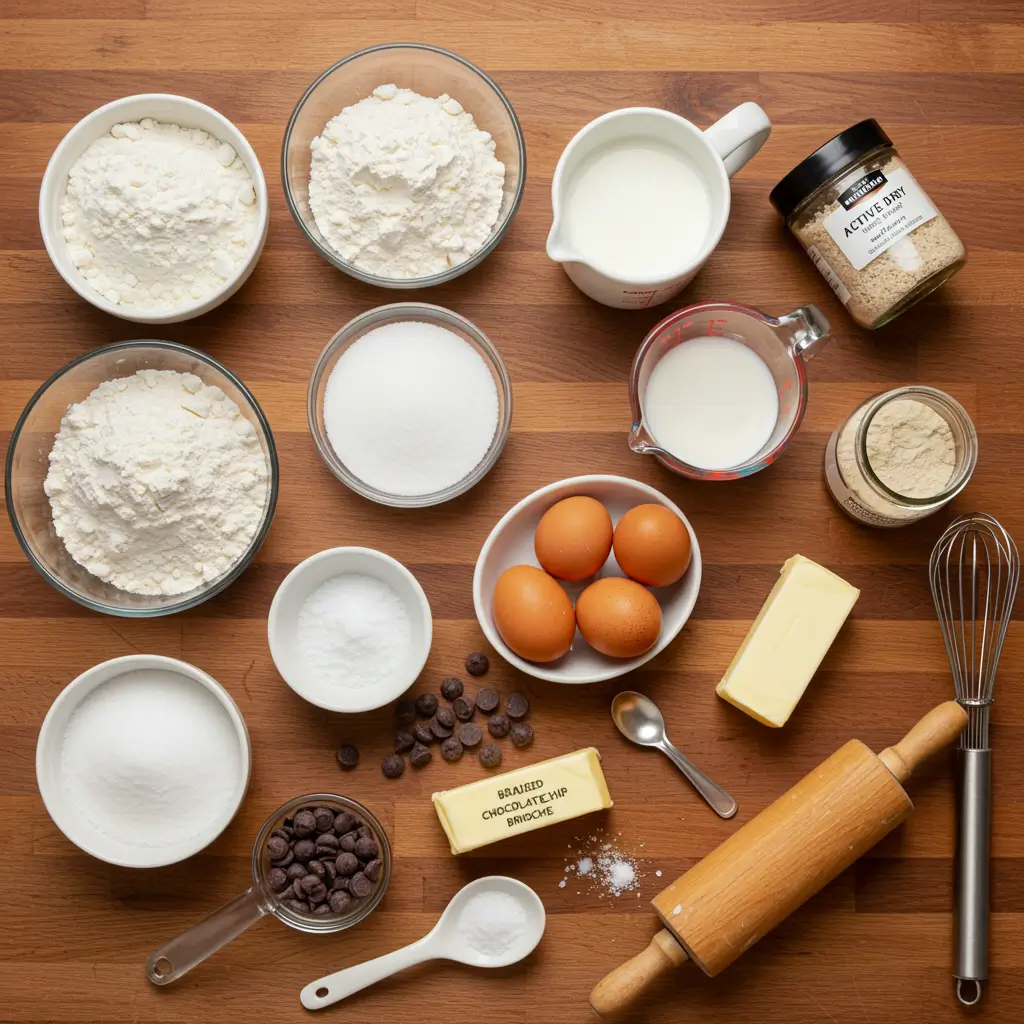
[534,495,613,581]
[613,504,692,587]
[492,565,576,663]
[575,577,662,658]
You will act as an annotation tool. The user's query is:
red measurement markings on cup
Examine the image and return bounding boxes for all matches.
[707,318,728,336]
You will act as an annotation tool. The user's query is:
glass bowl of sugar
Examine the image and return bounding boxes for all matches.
[308,303,513,507]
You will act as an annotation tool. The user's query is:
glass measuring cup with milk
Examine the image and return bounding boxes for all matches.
[628,302,831,480]
[547,103,771,308]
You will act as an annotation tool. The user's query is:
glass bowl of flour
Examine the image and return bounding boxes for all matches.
[282,44,526,287]
[6,340,279,616]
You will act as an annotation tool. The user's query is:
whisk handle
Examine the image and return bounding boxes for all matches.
[877,701,968,783]
[954,747,991,1006]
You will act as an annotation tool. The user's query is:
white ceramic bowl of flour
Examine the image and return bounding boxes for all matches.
[268,547,433,713]
[39,93,269,324]
[36,655,251,868]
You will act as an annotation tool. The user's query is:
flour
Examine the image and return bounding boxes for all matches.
[60,668,243,848]
[44,368,270,596]
[61,118,259,311]
[308,84,505,278]
[297,574,412,690]
[834,397,956,522]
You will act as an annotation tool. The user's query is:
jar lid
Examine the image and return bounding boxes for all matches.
[769,119,893,220]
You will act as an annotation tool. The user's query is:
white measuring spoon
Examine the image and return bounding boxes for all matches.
[300,876,545,1010]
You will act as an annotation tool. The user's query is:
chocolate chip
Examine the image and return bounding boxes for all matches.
[267,836,289,861]
[349,872,373,899]
[510,722,534,748]
[440,676,464,701]
[323,859,337,884]
[412,722,434,746]
[313,807,336,832]
[268,867,289,893]
[293,839,316,862]
[291,878,307,900]
[335,852,359,876]
[307,859,327,881]
[475,687,499,713]
[286,862,307,881]
[453,696,475,721]
[357,825,373,841]
[465,652,489,676]
[336,744,359,771]
[333,811,357,836]
[271,828,293,842]
[286,899,310,914]
[300,874,324,897]
[313,903,332,916]
[354,836,378,860]
[395,730,415,754]
[271,848,294,869]
[364,858,382,882]
[435,705,456,729]
[441,736,464,762]
[331,875,349,892]
[293,810,317,837]
[479,743,503,768]
[458,722,482,747]
[410,742,432,767]
[340,833,358,854]
[381,754,405,778]
[415,693,438,717]
[395,699,417,725]
[430,715,453,739]
[505,693,530,719]
[315,833,339,853]
[329,890,353,914]
[488,713,511,739]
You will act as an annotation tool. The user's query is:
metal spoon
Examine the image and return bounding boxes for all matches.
[611,691,737,818]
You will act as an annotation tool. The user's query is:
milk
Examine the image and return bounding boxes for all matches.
[643,336,779,471]
[563,138,712,281]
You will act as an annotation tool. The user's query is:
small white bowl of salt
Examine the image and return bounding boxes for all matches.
[268,546,433,713]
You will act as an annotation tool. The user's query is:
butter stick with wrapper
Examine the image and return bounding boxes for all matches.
[432,747,612,854]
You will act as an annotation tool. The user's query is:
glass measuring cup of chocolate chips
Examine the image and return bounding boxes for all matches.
[146,793,391,985]
[628,301,831,480]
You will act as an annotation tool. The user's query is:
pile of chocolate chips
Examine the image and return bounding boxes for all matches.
[265,804,383,917]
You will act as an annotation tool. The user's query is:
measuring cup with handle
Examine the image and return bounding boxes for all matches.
[546,103,771,309]
[628,301,831,480]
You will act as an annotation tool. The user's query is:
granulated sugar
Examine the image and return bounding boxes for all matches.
[560,832,653,898]
[322,320,499,497]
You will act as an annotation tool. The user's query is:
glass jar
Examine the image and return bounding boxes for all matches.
[770,120,966,329]
[824,386,977,527]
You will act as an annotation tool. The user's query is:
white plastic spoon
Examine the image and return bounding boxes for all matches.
[300,876,545,1011]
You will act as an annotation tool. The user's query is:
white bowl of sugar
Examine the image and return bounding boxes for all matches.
[268,547,433,713]
[36,655,251,868]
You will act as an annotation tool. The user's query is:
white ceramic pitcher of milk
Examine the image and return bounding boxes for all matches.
[546,103,771,309]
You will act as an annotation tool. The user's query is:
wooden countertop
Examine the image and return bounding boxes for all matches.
[2,2,1022,1021]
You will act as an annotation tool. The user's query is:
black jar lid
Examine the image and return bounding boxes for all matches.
[769,119,893,220]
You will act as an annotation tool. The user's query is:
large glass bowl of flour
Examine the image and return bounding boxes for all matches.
[282,43,526,287]
[6,340,279,616]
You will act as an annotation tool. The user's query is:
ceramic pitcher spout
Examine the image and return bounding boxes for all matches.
[545,221,578,264]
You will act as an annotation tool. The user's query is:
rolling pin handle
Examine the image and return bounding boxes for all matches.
[877,700,967,783]
[589,928,688,1018]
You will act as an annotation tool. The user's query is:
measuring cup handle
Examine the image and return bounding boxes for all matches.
[779,304,832,362]
[146,886,269,985]
[703,102,772,178]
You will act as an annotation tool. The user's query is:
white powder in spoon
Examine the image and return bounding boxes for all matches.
[59,669,242,848]
[456,889,529,956]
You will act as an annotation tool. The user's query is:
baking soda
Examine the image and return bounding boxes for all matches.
[59,669,242,847]
[323,320,499,497]
[297,573,411,690]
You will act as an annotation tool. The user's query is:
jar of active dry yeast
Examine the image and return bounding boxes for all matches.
[770,120,966,329]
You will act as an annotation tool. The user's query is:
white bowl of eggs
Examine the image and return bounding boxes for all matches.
[472,475,701,683]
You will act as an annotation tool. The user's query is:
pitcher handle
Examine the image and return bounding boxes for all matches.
[703,102,772,178]
[778,304,832,362]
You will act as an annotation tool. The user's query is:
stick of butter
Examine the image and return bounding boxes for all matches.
[432,747,612,855]
[716,554,860,728]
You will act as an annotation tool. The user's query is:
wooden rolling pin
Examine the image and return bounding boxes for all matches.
[590,701,967,1016]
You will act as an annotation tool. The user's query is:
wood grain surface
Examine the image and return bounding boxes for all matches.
[2,3,1023,1022]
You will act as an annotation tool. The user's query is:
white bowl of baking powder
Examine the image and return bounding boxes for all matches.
[36,655,251,868]
[268,547,433,713]
[39,93,269,324]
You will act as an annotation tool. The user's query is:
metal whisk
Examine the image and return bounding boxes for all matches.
[929,513,1020,1007]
